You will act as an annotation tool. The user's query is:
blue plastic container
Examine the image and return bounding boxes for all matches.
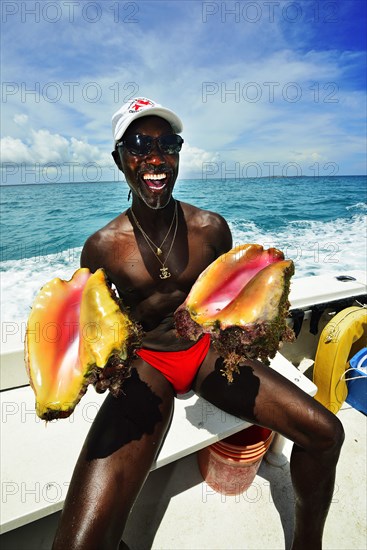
[346,347,367,414]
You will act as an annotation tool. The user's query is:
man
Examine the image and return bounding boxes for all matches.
[53,98,344,550]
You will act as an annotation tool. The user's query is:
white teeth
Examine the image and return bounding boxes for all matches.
[143,173,166,181]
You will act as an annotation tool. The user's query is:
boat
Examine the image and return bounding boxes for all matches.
[0,270,366,549]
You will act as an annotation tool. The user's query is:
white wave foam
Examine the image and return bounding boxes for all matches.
[230,214,367,279]
[1,248,81,325]
[346,202,367,211]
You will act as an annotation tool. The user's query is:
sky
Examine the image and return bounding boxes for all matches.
[1,0,366,183]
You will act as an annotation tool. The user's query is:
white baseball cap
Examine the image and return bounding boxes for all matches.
[112,97,183,142]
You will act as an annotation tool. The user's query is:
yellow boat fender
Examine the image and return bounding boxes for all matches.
[313,306,367,413]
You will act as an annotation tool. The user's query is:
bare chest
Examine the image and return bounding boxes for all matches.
[102,232,215,326]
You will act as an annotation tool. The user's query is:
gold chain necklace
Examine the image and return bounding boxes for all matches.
[130,200,177,256]
[130,201,178,279]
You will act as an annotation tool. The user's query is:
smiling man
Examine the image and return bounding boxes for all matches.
[52,98,344,550]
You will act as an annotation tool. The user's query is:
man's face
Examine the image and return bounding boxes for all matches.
[116,115,180,209]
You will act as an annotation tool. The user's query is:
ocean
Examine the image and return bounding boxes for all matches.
[1,176,366,325]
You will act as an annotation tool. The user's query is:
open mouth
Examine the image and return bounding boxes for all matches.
[142,172,168,190]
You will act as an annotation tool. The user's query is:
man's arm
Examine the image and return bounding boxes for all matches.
[80,233,103,272]
[214,213,233,257]
[202,210,233,259]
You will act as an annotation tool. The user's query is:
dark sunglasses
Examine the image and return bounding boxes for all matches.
[116,133,184,156]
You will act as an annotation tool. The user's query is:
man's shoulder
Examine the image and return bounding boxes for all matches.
[180,202,230,239]
[180,201,227,226]
[80,211,129,269]
[179,201,232,254]
[86,211,128,241]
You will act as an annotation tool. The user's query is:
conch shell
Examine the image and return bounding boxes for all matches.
[25,268,141,420]
[174,244,295,381]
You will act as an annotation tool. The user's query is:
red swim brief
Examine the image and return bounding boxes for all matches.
[136,334,211,394]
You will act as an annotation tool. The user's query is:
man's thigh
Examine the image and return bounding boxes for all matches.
[85,360,174,461]
[54,360,175,548]
[193,346,336,450]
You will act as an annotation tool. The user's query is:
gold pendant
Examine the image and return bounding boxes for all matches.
[159,267,171,279]
[157,247,162,256]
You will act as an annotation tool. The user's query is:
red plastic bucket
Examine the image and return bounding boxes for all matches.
[197,425,273,496]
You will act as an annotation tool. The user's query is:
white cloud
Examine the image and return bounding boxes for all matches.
[0,136,33,164]
[70,137,106,163]
[179,143,220,178]
[30,129,69,164]
[0,128,112,168]
[13,114,28,126]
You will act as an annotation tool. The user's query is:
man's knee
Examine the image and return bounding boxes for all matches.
[315,411,345,458]
[329,415,345,451]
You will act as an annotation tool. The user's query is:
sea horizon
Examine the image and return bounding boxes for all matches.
[1,174,366,188]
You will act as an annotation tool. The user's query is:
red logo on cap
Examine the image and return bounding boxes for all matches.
[129,99,154,113]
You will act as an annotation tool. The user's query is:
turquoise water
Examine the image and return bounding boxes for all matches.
[1,176,366,323]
